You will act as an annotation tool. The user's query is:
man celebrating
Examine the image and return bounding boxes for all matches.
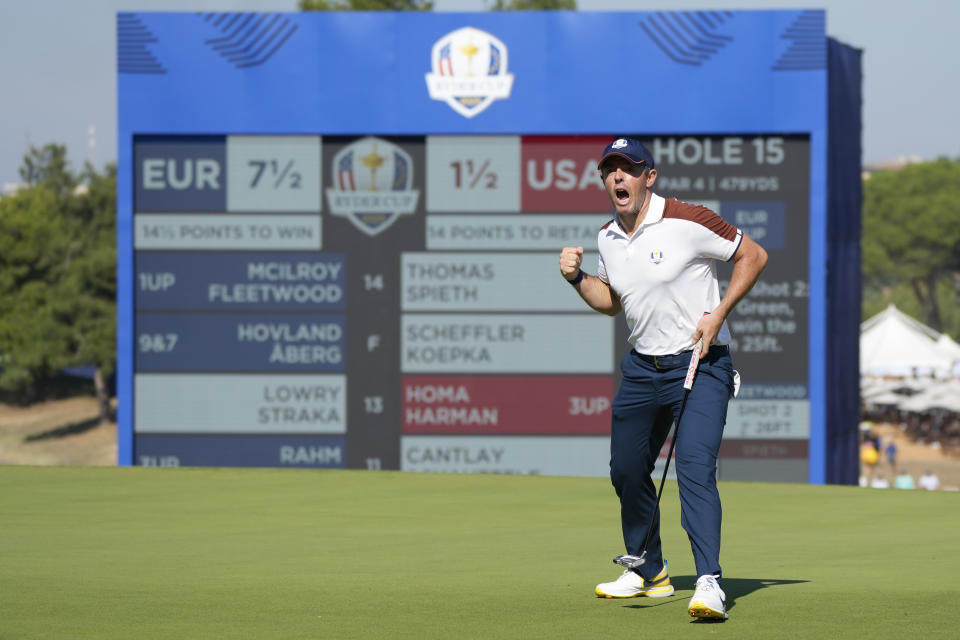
[559,137,767,620]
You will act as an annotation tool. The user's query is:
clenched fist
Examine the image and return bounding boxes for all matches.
[559,246,583,281]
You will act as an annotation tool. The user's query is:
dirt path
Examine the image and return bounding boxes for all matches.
[863,421,960,490]
[0,397,116,466]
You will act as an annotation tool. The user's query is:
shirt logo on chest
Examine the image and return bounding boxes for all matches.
[649,250,664,264]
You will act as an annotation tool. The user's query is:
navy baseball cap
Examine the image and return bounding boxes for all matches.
[598,137,655,170]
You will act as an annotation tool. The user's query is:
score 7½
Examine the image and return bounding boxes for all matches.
[139,333,178,353]
[248,159,302,189]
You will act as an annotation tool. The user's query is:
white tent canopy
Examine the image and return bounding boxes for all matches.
[936,333,960,362]
[898,380,960,413]
[860,304,959,377]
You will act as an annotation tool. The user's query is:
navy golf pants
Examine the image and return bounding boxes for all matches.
[610,345,734,581]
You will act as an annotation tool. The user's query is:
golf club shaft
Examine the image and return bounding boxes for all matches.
[638,339,704,561]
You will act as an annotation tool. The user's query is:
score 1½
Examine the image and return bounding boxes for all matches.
[450,159,497,189]
[426,136,519,212]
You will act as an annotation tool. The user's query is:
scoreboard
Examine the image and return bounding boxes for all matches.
[117,10,857,482]
[130,132,810,479]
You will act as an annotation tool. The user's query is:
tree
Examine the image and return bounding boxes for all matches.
[0,144,116,421]
[0,185,72,398]
[19,144,74,199]
[63,164,118,421]
[298,0,433,10]
[862,159,960,333]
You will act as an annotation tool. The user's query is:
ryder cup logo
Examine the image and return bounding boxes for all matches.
[425,26,514,118]
[649,250,664,264]
[325,137,419,237]
[612,139,629,149]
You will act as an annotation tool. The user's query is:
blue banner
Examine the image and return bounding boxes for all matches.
[135,135,226,212]
[135,434,346,468]
[135,313,346,372]
[136,252,346,310]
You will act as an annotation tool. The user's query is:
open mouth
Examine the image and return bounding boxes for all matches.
[615,187,629,204]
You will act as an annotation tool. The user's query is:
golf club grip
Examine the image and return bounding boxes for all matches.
[683,340,703,390]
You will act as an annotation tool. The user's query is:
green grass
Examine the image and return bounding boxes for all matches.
[1,467,958,639]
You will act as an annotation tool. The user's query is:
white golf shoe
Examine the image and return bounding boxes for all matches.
[687,574,728,620]
[595,563,674,598]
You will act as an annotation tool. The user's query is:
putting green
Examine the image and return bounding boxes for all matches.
[1,467,957,639]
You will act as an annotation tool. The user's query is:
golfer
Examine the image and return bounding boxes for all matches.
[559,137,767,620]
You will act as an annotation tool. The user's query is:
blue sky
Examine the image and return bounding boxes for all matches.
[2,0,956,185]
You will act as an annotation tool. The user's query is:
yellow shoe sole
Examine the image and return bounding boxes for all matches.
[688,601,728,619]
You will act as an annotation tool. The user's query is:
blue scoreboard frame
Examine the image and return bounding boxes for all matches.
[117,10,860,483]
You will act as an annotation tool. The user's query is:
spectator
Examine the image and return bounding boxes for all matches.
[884,437,898,471]
[861,440,879,483]
[870,473,889,489]
[918,469,941,491]
[893,469,915,490]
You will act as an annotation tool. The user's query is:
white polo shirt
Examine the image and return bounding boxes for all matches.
[596,193,742,356]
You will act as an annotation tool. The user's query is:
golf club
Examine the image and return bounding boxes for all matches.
[613,338,704,570]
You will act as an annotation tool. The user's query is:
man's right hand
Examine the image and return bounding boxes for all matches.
[559,246,584,281]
